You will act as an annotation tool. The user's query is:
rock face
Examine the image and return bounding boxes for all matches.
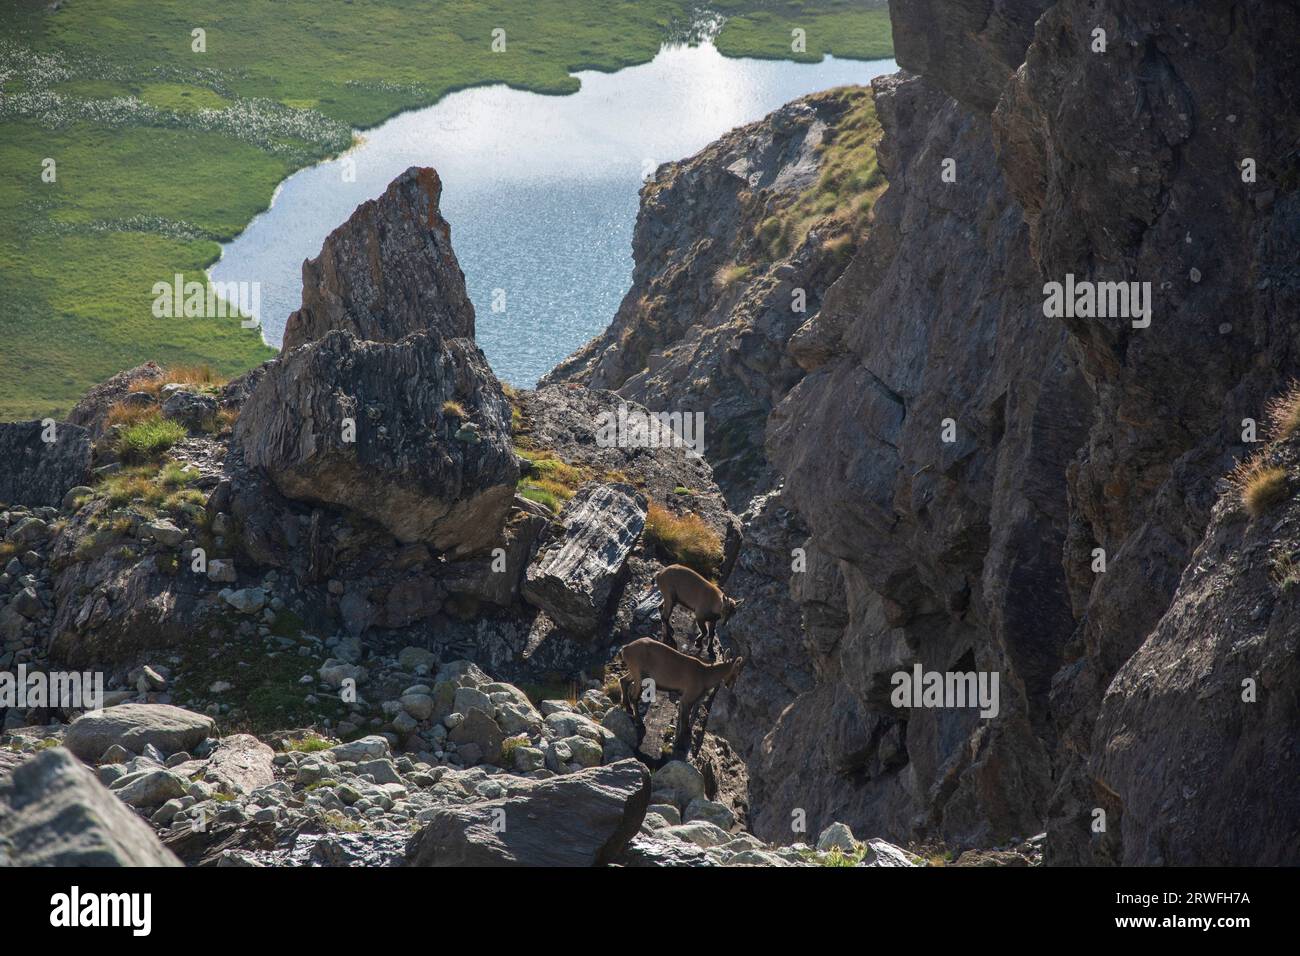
[522,483,647,635]
[0,420,92,507]
[205,734,276,796]
[406,759,650,866]
[235,329,518,556]
[0,748,182,866]
[64,703,215,763]
[545,89,879,501]
[281,166,474,351]
[544,0,1300,867]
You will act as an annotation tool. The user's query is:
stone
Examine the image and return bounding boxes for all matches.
[658,821,731,849]
[282,166,475,350]
[221,587,267,615]
[521,483,647,635]
[12,586,42,619]
[406,759,650,866]
[859,839,918,868]
[207,559,238,583]
[0,748,180,866]
[64,704,215,763]
[600,707,639,749]
[684,797,735,831]
[160,388,217,431]
[400,693,436,722]
[652,760,706,807]
[647,803,681,826]
[0,420,92,508]
[205,734,275,795]
[235,328,518,557]
[62,486,94,510]
[447,709,504,765]
[817,822,857,853]
[512,746,545,773]
[398,646,437,672]
[329,736,389,762]
[109,768,190,808]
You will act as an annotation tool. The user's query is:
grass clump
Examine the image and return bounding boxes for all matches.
[714,262,752,289]
[516,448,592,514]
[1270,553,1300,591]
[441,399,469,420]
[1232,459,1289,518]
[1265,380,1300,440]
[643,503,723,578]
[116,413,187,463]
[282,733,333,754]
[755,86,886,260]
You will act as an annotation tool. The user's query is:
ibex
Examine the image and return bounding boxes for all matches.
[655,563,742,649]
[619,637,744,751]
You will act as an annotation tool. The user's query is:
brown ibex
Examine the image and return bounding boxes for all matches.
[619,637,744,752]
[655,563,741,650]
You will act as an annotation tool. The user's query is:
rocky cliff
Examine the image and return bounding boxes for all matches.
[550,1,1300,862]
[2,1,1297,868]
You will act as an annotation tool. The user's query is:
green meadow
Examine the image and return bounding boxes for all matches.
[0,0,892,419]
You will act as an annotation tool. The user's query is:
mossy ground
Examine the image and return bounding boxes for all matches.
[1,0,892,419]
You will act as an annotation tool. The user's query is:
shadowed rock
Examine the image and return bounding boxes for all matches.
[0,748,182,866]
[406,759,650,866]
[281,166,474,351]
[522,483,647,635]
[236,329,517,556]
[64,703,215,763]
[0,420,91,507]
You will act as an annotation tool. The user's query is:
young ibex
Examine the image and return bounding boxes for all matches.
[619,637,744,751]
[655,563,742,649]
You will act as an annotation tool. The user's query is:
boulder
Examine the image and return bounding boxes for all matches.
[235,329,517,557]
[0,420,91,508]
[221,587,267,615]
[447,708,505,765]
[684,797,735,831]
[816,822,857,852]
[329,736,390,762]
[109,767,190,808]
[0,749,181,866]
[859,839,918,867]
[406,759,650,866]
[282,166,475,351]
[64,704,215,763]
[160,388,217,431]
[522,483,647,635]
[204,734,276,795]
[651,760,706,808]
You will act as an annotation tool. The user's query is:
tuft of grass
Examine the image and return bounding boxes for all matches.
[714,262,753,289]
[516,448,592,514]
[755,86,885,261]
[1266,381,1300,440]
[1232,459,1289,517]
[116,414,188,463]
[282,733,333,754]
[643,503,723,577]
[1270,553,1300,591]
[441,399,469,420]
[500,734,528,764]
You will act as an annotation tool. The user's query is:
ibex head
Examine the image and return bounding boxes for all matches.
[723,656,746,688]
[722,595,743,623]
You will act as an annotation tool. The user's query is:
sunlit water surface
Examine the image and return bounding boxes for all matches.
[213,43,896,385]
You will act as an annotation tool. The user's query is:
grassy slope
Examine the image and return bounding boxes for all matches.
[0,0,893,419]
